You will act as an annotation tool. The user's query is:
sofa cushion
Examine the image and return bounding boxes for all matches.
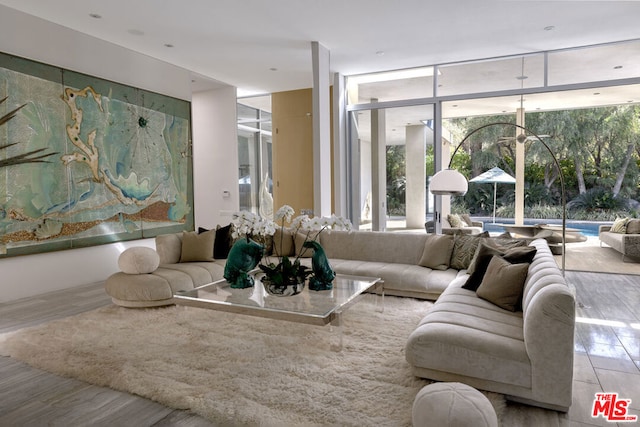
[419,234,454,270]
[118,247,160,274]
[467,238,527,276]
[611,217,629,233]
[464,244,537,291]
[476,256,530,312]
[273,228,295,256]
[295,230,319,258]
[447,214,464,228]
[214,224,233,259]
[461,214,475,227]
[156,233,183,264]
[450,232,489,270]
[626,219,640,234]
[180,229,215,262]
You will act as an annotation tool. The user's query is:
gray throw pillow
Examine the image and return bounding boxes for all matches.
[273,228,295,256]
[463,244,536,291]
[626,219,640,234]
[180,229,215,262]
[476,256,530,312]
[418,234,454,270]
[295,230,318,258]
[467,237,527,274]
[449,232,489,270]
[460,214,474,227]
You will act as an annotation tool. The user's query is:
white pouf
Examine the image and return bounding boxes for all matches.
[412,382,498,427]
[118,247,160,274]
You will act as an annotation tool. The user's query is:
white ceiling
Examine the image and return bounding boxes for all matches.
[2,0,640,97]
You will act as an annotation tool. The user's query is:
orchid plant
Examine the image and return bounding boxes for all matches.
[231,205,352,287]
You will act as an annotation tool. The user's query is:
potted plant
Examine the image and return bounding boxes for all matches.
[230,205,352,296]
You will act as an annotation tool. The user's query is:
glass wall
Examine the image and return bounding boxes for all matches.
[348,104,434,230]
[345,39,640,231]
[237,96,272,216]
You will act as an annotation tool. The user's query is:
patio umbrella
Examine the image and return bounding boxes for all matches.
[469,167,516,223]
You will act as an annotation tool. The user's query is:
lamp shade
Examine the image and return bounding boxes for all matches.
[430,168,468,195]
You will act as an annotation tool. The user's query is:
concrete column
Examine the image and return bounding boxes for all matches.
[405,125,426,229]
[311,41,331,217]
[371,106,386,231]
[332,72,347,218]
[515,107,525,225]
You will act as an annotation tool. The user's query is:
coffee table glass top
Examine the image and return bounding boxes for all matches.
[173,274,381,326]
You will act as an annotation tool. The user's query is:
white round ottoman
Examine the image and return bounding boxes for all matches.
[412,382,498,427]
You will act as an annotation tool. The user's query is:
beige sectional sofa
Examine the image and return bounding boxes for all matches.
[405,238,575,411]
[105,233,226,307]
[104,228,574,412]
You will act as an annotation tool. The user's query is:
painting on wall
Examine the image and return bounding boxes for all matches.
[0,52,193,257]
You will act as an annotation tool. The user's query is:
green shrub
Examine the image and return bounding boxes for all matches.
[567,187,627,211]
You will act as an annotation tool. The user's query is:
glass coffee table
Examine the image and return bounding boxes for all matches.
[173,274,383,351]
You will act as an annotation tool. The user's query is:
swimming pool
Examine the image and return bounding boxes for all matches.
[482,219,605,237]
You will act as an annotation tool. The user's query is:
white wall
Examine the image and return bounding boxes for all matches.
[192,87,239,229]
[0,6,235,302]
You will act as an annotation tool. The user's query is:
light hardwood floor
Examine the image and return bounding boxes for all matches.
[1,271,639,426]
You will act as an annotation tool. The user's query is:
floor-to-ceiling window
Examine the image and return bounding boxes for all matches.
[237,95,273,217]
[346,68,435,231]
[345,39,640,231]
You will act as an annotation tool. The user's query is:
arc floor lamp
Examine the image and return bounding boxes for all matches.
[430,122,566,275]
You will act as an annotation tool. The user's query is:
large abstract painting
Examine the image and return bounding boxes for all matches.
[0,52,193,257]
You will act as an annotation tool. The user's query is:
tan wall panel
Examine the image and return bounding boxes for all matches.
[272,89,314,216]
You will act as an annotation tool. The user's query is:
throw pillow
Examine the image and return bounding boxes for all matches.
[214,224,233,259]
[466,237,527,274]
[447,214,464,228]
[295,230,318,258]
[460,214,475,227]
[626,219,640,234]
[611,217,629,233]
[463,244,537,291]
[449,232,489,270]
[180,229,215,262]
[118,247,160,274]
[476,256,530,312]
[273,228,295,257]
[418,234,455,270]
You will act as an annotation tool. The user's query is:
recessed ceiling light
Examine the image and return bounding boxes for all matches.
[544,26,555,31]
[516,75,528,80]
[614,65,623,69]
[164,43,174,48]
[452,105,458,108]
[89,13,102,19]
[593,92,600,95]
[128,29,145,36]
[376,51,385,56]
[269,67,278,71]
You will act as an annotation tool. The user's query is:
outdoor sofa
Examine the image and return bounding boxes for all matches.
[104,228,574,411]
[599,220,640,260]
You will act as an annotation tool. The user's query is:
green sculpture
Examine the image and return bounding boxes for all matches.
[303,240,335,291]
[224,237,264,288]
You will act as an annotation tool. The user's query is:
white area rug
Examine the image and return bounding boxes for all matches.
[0,295,504,426]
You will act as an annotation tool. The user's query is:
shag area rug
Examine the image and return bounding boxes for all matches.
[0,295,504,426]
